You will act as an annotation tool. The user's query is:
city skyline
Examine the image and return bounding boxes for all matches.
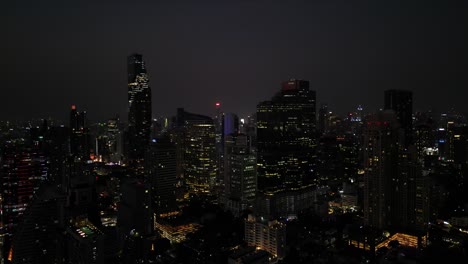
[3,1,468,263]
[2,0,467,121]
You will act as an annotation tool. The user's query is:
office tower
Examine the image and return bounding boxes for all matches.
[256,79,316,192]
[244,214,286,259]
[70,105,90,159]
[0,144,47,262]
[363,111,427,232]
[146,136,177,217]
[224,133,257,215]
[176,108,217,196]
[384,90,413,147]
[218,113,240,190]
[363,111,400,229]
[127,53,152,165]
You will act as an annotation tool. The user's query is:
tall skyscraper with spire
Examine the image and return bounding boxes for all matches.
[127,53,152,165]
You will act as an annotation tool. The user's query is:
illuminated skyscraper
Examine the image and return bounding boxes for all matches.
[127,53,152,165]
[256,79,316,192]
[176,108,217,195]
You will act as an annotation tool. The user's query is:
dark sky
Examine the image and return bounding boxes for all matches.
[2,0,467,122]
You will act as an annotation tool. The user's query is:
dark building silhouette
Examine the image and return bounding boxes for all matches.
[62,158,96,221]
[318,104,329,135]
[70,105,90,160]
[146,136,177,216]
[65,219,106,264]
[363,111,428,232]
[256,79,316,192]
[127,53,152,167]
[10,184,66,264]
[117,179,152,243]
[384,90,413,147]
[0,145,48,263]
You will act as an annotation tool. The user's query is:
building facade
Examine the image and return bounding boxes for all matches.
[256,79,316,192]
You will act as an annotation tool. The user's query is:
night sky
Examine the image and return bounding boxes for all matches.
[2,0,467,122]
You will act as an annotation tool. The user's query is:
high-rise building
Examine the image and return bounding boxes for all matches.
[318,104,329,134]
[363,111,400,230]
[70,105,90,159]
[256,79,316,192]
[218,113,239,194]
[244,214,286,259]
[146,136,177,216]
[384,90,413,147]
[363,111,428,232]
[176,108,217,196]
[224,133,256,215]
[127,53,152,165]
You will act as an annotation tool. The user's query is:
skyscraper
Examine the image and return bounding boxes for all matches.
[256,79,316,192]
[363,111,400,230]
[146,136,177,216]
[384,90,413,147]
[224,133,257,215]
[70,105,90,160]
[127,53,152,165]
[363,110,427,232]
[176,108,217,196]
